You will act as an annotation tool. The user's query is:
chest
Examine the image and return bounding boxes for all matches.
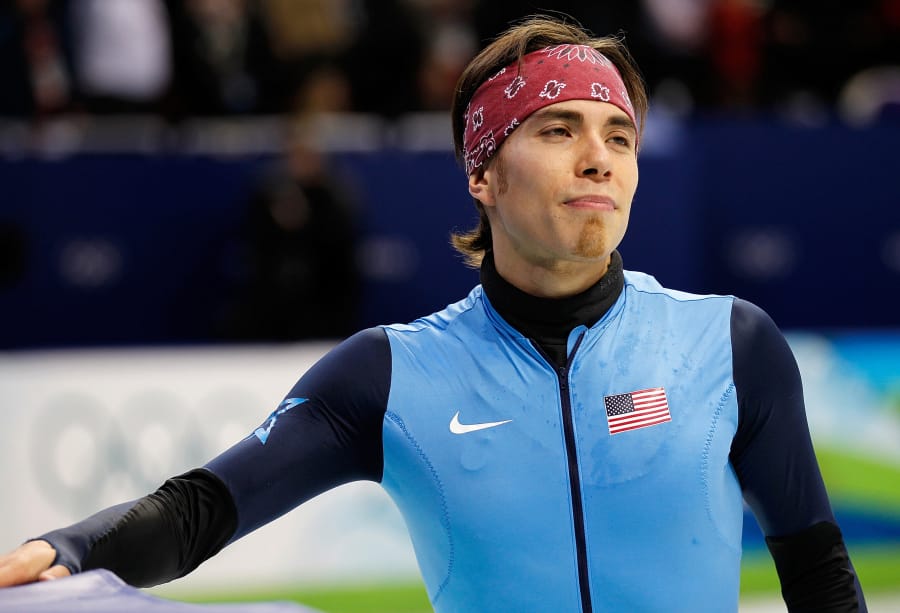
[383,322,737,507]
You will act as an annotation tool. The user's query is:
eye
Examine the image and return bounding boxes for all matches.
[609,135,632,148]
[542,126,571,137]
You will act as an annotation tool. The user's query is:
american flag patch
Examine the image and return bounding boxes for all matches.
[603,387,672,435]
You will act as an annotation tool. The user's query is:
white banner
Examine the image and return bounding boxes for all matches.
[0,344,420,595]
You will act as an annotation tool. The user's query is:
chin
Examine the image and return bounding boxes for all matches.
[572,220,615,258]
[572,238,610,260]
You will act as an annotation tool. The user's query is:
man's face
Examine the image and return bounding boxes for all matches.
[469,99,638,294]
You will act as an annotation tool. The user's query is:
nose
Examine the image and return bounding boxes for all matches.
[578,134,612,179]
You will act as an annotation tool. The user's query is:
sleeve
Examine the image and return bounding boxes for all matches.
[37,469,236,587]
[205,326,392,541]
[729,298,866,611]
[35,327,392,587]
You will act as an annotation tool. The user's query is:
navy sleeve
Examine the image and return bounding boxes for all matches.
[730,298,865,611]
[205,326,392,541]
[34,327,391,587]
[729,298,833,534]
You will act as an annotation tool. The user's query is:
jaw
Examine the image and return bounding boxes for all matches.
[493,235,614,298]
[486,203,627,296]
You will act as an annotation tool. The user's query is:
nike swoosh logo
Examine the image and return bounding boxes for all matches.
[449,411,512,435]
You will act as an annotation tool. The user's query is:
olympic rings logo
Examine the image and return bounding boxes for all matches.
[29,387,267,516]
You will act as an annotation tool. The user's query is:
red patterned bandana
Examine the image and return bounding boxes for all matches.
[463,44,636,174]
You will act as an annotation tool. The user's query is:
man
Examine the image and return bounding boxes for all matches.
[0,15,866,612]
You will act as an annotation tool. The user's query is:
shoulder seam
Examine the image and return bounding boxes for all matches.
[625,280,734,305]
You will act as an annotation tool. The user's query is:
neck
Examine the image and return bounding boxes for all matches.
[479,250,625,366]
[492,252,612,298]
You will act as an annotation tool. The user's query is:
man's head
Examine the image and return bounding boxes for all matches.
[450,16,648,270]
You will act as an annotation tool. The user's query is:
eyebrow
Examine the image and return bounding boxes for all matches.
[606,114,637,134]
[530,108,583,126]
[530,107,636,133]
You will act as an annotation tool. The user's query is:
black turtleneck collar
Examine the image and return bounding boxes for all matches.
[479,250,625,367]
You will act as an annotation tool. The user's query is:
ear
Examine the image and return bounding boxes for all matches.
[468,167,495,207]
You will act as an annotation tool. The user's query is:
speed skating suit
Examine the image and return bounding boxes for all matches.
[40,256,865,611]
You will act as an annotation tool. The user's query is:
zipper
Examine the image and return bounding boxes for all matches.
[536,335,592,612]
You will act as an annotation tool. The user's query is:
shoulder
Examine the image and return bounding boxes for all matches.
[307,327,391,372]
[729,298,793,361]
[730,297,783,342]
[621,272,787,337]
[730,297,800,395]
[291,327,392,401]
[621,271,735,330]
[383,285,487,337]
[379,285,510,369]
[623,270,733,305]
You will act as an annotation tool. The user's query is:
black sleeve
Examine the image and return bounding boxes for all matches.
[37,468,236,588]
[766,521,866,613]
[35,327,392,587]
[729,298,866,612]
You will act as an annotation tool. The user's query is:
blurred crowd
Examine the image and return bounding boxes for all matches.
[1,0,899,122]
[1,0,898,346]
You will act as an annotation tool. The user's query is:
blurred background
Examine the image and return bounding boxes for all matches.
[0,1,898,611]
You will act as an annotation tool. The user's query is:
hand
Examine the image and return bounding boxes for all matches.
[0,540,71,587]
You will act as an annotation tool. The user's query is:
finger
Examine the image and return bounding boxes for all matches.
[0,541,57,587]
[38,565,71,581]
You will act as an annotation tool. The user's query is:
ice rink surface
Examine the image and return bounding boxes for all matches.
[2,571,897,612]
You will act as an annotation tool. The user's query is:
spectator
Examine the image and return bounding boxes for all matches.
[218,117,362,341]
[257,0,356,115]
[258,0,354,62]
[287,59,353,114]
[760,0,890,113]
[68,0,172,114]
[165,0,282,116]
[706,0,764,110]
[341,0,426,116]
[412,0,479,111]
[0,0,77,118]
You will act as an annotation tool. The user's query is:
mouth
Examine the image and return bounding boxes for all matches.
[563,195,616,210]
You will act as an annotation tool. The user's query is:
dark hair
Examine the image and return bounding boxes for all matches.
[449,15,648,268]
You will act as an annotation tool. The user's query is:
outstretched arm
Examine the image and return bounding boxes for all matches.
[0,327,392,588]
[0,468,237,589]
